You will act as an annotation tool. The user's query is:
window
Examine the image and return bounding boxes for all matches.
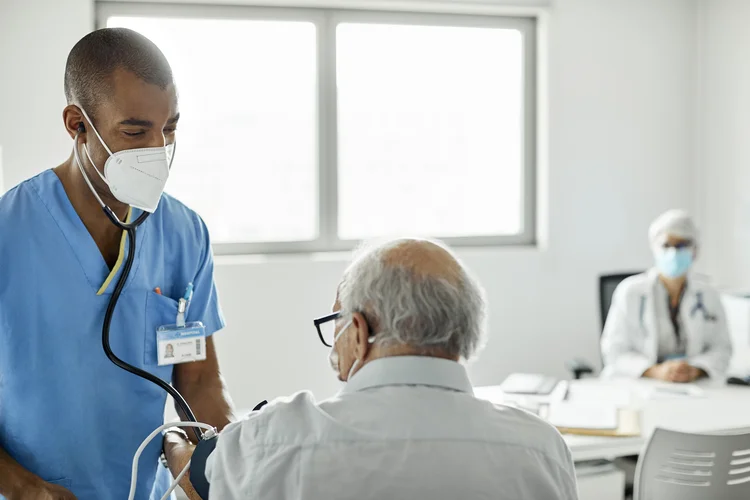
[99,4,536,253]
[103,15,318,244]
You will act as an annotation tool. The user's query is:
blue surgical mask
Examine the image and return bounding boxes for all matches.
[655,247,693,278]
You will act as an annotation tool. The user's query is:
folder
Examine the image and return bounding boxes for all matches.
[542,403,641,437]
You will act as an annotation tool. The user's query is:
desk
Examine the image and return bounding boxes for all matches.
[476,379,750,500]
[476,378,750,461]
[565,435,644,462]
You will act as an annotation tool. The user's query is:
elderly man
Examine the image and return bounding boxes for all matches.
[166,238,578,499]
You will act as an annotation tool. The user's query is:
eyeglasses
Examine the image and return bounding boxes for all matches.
[313,311,341,348]
[661,240,694,250]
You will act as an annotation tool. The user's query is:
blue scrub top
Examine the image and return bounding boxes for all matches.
[0,170,225,500]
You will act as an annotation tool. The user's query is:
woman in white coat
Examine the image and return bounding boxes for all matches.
[601,210,732,382]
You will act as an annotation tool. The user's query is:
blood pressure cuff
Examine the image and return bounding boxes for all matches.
[190,400,269,499]
[190,435,217,499]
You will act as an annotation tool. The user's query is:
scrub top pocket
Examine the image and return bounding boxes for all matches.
[144,291,181,381]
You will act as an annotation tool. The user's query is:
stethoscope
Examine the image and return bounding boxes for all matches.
[638,289,718,330]
[690,291,718,322]
[72,126,203,438]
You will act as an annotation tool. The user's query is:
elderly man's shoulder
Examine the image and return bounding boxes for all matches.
[474,399,573,462]
[222,391,327,444]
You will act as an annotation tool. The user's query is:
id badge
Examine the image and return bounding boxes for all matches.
[157,322,207,366]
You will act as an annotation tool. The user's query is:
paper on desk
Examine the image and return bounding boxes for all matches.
[474,381,568,406]
[647,383,705,399]
[565,380,635,407]
[546,402,619,430]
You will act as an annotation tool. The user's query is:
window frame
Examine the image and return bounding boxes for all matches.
[97,2,537,255]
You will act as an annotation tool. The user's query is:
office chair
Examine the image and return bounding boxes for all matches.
[567,271,642,379]
[599,272,641,330]
[634,427,750,500]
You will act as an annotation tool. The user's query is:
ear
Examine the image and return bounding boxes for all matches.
[63,104,86,139]
[351,312,372,360]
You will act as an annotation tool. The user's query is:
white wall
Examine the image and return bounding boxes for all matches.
[0,0,94,192]
[698,0,750,292]
[1,0,700,411]
[214,0,700,410]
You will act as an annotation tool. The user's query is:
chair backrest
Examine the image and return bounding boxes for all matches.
[634,427,750,500]
[599,272,642,332]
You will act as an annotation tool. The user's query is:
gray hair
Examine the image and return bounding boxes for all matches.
[338,238,487,360]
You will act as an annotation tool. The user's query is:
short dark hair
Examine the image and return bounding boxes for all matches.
[64,28,173,115]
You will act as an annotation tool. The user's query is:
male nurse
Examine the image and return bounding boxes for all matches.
[0,28,234,500]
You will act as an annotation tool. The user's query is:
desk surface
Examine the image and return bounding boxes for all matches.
[475,378,750,462]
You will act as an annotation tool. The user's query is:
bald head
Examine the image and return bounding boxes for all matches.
[337,238,487,360]
[380,239,462,283]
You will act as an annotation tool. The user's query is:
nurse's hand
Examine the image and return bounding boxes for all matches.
[17,480,77,500]
[644,361,673,381]
[665,360,692,383]
[682,365,705,382]
[665,361,705,383]
[644,360,687,382]
[645,360,703,383]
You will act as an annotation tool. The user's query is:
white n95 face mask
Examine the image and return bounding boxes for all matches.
[328,318,374,381]
[77,108,173,213]
[328,320,350,377]
[329,320,364,381]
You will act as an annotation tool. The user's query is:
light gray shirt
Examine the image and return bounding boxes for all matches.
[206,356,578,500]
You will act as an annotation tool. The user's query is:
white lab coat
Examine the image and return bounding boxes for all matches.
[601,269,732,379]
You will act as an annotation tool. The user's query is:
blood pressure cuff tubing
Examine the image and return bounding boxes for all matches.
[190,400,269,499]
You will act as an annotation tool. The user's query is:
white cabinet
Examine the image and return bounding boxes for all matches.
[576,462,626,500]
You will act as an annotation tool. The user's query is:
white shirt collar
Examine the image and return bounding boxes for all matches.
[340,355,473,395]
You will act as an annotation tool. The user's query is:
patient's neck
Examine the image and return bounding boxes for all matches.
[367,343,460,363]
